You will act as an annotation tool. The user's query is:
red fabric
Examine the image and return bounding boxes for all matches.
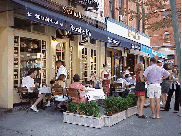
[69,82,87,103]
[102,73,110,93]
[135,91,145,96]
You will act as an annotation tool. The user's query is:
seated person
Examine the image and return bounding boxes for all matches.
[53,74,67,108]
[21,69,44,112]
[55,74,66,88]
[116,74,129,90]
[90,73,102,89]
[69,74,89,103]
[125,74,130,83]
[129,73,136,85]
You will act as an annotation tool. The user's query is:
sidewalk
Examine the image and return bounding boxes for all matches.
[0,98,181,136]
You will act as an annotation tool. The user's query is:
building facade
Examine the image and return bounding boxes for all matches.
[0,0,108,108]
[147,0,181,65]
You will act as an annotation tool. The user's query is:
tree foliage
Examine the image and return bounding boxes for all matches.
[119,0,181,31]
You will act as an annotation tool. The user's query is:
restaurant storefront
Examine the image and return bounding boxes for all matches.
[0,0,108,108]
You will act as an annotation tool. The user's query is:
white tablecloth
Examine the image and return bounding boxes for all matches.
[38,87,51,94]
[81,88,105,101]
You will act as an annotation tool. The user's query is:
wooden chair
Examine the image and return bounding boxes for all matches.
[17,87,37,113]
[112,83,124,97]
[51,86,67,110]
[65,88,81,103]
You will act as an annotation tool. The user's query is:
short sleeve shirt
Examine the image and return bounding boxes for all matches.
[21,76,35,92]
[143,64,170,84]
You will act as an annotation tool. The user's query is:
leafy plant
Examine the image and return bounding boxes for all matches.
[102,97,120,115]
[77,101,101,118]
[117,97,128,112]
[126,93,137,107]
[67,102,77,113]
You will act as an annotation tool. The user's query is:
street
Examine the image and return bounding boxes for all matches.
[0,98,180,136]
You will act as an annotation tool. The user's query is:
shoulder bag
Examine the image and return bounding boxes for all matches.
[135,71,145,91]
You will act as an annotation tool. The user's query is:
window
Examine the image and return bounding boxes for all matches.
[162,10,169,20]
[119,0,123,15]
[162,0,169,4]
[163,31,170,45]
[142,8,145,33]
[109,0,114,18]
[136,6,140,31]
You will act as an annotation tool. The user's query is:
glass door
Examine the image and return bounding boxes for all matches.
[81,46,97,84]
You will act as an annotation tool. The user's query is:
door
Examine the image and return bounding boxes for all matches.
[55,38,72,86]
[81,45,98,83]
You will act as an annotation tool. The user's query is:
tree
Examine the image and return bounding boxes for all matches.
[119,0,181,31]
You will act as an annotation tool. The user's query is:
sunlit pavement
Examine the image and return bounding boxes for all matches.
[0,98,180,136]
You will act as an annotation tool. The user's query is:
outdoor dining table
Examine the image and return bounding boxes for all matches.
[81,88,105,101]
[38,86,52,94]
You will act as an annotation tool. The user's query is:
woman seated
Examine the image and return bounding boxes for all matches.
[55,74,66,88]
[69,74,89,103]
[116,73,129,89]
[90,73,102,89]
[53,74,67,108]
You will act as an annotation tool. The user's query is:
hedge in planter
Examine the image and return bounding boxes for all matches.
[63,101,103,128]
[102,97,128,127]
[126,93,138,117]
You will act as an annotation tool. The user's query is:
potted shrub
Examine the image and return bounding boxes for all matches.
[63,101,104,128]
[126,93,137,117]
[103,97,127,127]
[63,102,77,123]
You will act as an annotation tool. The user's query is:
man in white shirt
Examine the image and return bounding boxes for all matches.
[56,61,67,80]
[22,69,43,112]
[49,61,67,107]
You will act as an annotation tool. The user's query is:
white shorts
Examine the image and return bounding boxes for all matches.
[147,84,161,98]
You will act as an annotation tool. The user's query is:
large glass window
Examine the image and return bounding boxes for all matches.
[13,36,47,88]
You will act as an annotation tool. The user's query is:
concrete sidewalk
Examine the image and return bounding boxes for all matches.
[0,98,181,136]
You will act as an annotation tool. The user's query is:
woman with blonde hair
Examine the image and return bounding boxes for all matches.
[134,63,147,119]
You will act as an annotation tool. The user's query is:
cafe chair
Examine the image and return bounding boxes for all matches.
[65,88,81,103]
[17,87,38,113]
[51,86,68,111]
[112,83,124,97]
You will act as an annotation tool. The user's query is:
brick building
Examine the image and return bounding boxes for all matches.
[147,0,181,65]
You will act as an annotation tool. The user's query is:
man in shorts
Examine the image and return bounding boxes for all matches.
[143,57,169,119]
[22,69,44,112]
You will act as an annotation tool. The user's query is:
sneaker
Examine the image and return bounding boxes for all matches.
[160,101,163,105]
[30,105,39,112]
[45,103,51,107]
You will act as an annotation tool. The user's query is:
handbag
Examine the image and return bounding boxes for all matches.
[135,71,145,91]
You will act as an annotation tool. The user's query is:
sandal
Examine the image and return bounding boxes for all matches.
[155,116,162,119]
[138,115,147,119]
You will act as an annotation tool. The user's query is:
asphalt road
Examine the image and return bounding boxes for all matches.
[0,98,181,136]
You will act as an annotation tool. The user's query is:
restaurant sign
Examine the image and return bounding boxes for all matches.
[25,7,107,41]
[130,43,141,51]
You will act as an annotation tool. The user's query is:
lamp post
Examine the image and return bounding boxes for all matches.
[170,0,181,83]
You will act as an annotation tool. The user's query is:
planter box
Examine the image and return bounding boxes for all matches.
[126,108,132,118]
[104,111,126,127]
[133,106,137,115]
[126,106,137,117]
[63,112,104,128]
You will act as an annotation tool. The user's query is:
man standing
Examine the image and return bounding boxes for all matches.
[22,69,44,112]
[143,57,169,119]
[56,60,67,80]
